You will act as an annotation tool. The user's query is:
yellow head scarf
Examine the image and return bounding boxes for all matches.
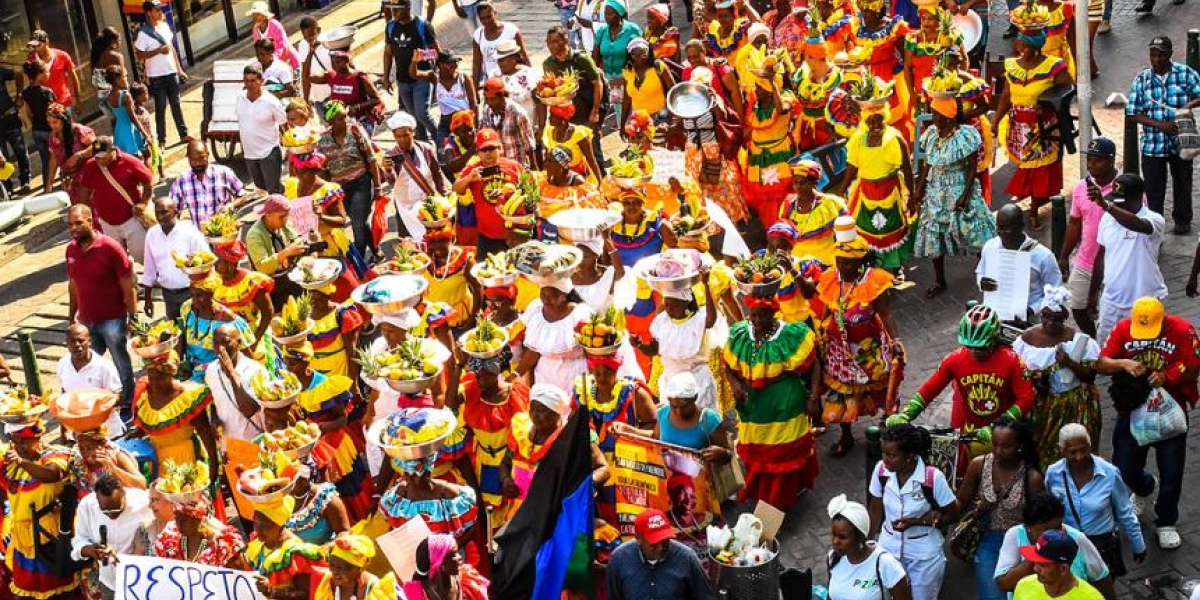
[191,270,223,292]
[256,495,296,526]
[834,236,871,259]
[330,533,376,567]
[284,341,315,362]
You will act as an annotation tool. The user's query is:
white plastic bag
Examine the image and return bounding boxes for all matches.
[1130,388,1189,446]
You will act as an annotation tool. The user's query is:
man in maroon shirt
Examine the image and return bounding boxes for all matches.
[77,136,154,264]
[65,204,137,412]
[450,128,521,256]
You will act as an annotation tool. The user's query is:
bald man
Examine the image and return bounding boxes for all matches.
[168,140,248,223]
[56,323,126,436]
[141,196,210,319]
[976,204,1063,322]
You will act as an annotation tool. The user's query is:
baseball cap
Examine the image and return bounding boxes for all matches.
[257,194,292,216]
[634,509,676,544]
[1082,136,1116,158]
[27,30,48,47]
[436,51,461,65]
[91,137,115,154]
[482,77,507,98]
[475,128,502,150]
[1104,173,1145,202]
[1130,297,1165,340]
[1149,36,1173,52]
[1019,530,1078,565]
[142,0,163,11]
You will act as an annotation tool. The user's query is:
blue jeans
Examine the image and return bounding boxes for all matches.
[1103,0,1113,19]
[1112,412,1186,527]
[86,318,135,419]
[0,123,31,186]
[148,73,188,145]
[975,530,1007,600]
[395,80,437,142]
[558,7,581,48]
[31,130,51,186]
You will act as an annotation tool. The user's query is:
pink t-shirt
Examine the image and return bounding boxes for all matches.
[1068,178,1112,271]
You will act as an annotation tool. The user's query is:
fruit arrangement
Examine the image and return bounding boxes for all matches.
[609,154,650,181]
[460,315,509,357]
[500,171,540,228]
[379,408,454,447]
[510,241,579,278]
[734,253,786,288]
[924,55,964,98]
[201,209,240,242]
[129,317,180,355]
[417,193,456,226]
[238,449,300,498]
[381,242,432,274]
[670,210,710,238]
[254,422,320,456]
[171,250,218,274]
[0,386,46,421]
[574,306,624,351]
[156,458,210,497]
[470,252,518,286]
[848,76,894,108]
[271,294,313,342]
[1010,0,1049,29]
[536,71,579,106]
[359,339,443,384]
[251,370,302,406]
[291,257,342,289]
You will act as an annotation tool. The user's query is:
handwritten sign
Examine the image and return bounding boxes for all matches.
[649,149,688,184]
[115,554,263,600]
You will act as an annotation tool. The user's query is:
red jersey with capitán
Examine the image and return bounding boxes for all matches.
[77,152,153,225]
[916,346,1036,429]
[460,158,522,240]
[66,234,133,324]
[1102,315,1200,408]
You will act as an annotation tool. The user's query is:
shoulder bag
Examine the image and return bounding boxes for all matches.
[99,161,156,229]
[705,416,744,500]
[948,463,1025,562]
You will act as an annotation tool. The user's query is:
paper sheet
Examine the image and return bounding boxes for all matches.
[376,517,433,583]
[649,149,688,184]
[983,249,1032,320]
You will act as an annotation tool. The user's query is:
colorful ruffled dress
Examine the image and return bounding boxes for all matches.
[543,125,599,186]
[815,267,901,424]
[287,181,360,301]
[814,8,855,56]
[214,269,278,371]
[182,300,257,383]
[574,374,650,523]
[648,25,681,61]
[423,246,475,331]
[742,91,798,228]
[957,75,995,206]
[705,17,751,59]
[779,193,848,266]
[722,320,819,510]
[1042,2,1076,79]
[378,482,478,538]
[793,64,842,152]
[132,382,213,477]
[1013,334,1101,467]
[308,302,366,378]
[246,535,327,590]
[610,210,666,376]
[999,56,1067,199]
[154,521,245,565]
[315,572,404,600]
[649,307,722,414]
[2,445,78,600]
[507,413,562,501]
[853,17,914,139]
[845,126,911,268]
[431,403,473,486]
[912,124,996,258]
[460,375,530,524]
[286,482,341,544]
[904,29,966,102]
[298,371,374,522]
[520,300,594,392]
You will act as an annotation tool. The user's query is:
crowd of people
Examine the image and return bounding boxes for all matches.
[1,0,1200,599]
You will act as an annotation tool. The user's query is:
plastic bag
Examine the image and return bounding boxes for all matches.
[1130,388,1189,446]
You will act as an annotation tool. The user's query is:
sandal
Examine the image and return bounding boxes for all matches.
[830,437,856,457]
[1028,211,1045,232]
[926,282,947,298]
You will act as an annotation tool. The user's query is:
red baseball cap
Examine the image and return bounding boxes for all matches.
[475,128,502,150]
[634,509,675,544]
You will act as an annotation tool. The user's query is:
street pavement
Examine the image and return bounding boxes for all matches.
[1,0,1199,597]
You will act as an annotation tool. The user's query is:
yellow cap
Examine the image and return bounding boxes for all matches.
[1129,297,1164,340]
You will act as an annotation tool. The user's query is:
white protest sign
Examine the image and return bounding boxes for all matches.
[376,517,432,583]
[649,149,687,184]
[115,553,264,600]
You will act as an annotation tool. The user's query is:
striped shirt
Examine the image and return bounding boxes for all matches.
[168,164,245,223]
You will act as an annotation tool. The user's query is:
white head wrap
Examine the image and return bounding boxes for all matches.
[827,493,870,536]
[1039,284,1072,313]
[663,288,694,302]
[387,111,417,131]
[577,239,604,256]
[547,279,574,294]
[748,22,771,43]
[663,372,699,399]
[530,384,569,415]
[3,422,34,435]
[372,309,422,330]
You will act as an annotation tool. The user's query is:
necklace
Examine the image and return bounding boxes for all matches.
[181,533,208,562]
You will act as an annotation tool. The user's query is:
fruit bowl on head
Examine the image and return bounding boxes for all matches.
[384,366,443,394]
[154,479,209,505]
[352,274,429,316]
[289,258,344,291]
[272,322,313,347]
[539,86,578,107]
[130,335,180,360]
[611,175,652,189]
[205,234,239,246]
[582,342,622,357]
[470,262,519,288]
[0,403,49,425]
[549,208,621,243]
[237,469,296,504]
[736,278,782,297]
[179,258,217,276]
[515,245,583,287]
[367,407,457,460]
[459,327,511,360]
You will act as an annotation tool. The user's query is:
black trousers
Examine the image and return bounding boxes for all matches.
[1142,153,1193,227]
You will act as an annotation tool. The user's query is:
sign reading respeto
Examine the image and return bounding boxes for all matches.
[116,554,263,600]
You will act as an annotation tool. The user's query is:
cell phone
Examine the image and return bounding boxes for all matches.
[480,165,501,178]
[308,241,330,254]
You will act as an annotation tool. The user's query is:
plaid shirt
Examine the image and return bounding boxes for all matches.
[1127,62,1200,157]
[168,164,246,223]
[479,99,535,168]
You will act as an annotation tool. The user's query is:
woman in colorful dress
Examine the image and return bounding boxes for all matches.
[315,535,405,600]
[852,0,914,139]
[571,238,624,312]
[903,6,966,104]
[411,535,490,600]
[760,222,825,327]
[1,419,80,600]
[723,294,821,510]
[622,38,676,136]
[155,497,247,567]
[911,98,996,297]
[803,220,904,456]
[285,343,374,523]
[1038,0,1076,79]
[994,13,1070,231]
[676,67,750,228]
[608,188,672,375]
[779,159,847,266]
[286,464,350,545]
[633,268,722,412]
[286,148,360,300]
[1013,285,1100,467]
[572,352,657,472]
[810,0,855,56]
[839,97,915,272]
[544,104,602,186]
[212,241,276,358]
[682,39,744,117]
[132,351,220,484]
[181,271,257,382]
[645,3,681,61]
[792,37,841,153]
[743,65,796,229]
[705,0,755,59]
[503,384,611,506]
[516,281,594,391]
[421,226,477,334]
[378,449,480,567]
[944,49,995,207]
[307,283,365,381]
[247,498,327,600]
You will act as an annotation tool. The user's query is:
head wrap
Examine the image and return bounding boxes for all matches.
[449,109,475,133]
[803,36,828,61]
[483,285,518,300]
[387,111,417,131]
[373,309,422,330]
[4,419,43,439]
[214,240,247,263]
[288,150,327,172]
[663,372,699,399]
[586,354,623,372]
[417,535,458,578]
[834,236,870,259]
[917,3,944,15]
[323,100,347,122]
[530,383,568,415]
[577,238,604,256]
[827,493,870,536]
[550,104,577,121]
[744,295,781,312]
[747,22,771,43]
[423,225,455,242]
[256,495,296,526]
[547,279,574,294]
[174,497,210,517]
[467,345,513,374]
[666,473,694,493]
[767,222,800,242]
[664,288,694,302]
[789,158,823,181]
[930,96,960,119]
[1039,284,1071,313]
[330,534,376,568]
[626,37,650,53]
[191,270,222,292]
[646,3,670,23]
[285,341,315,362]
[604,0,628,18]
[1018,30,1047,48]
[394,454,439,475]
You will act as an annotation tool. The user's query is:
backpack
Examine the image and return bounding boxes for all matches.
[876,462,940,511]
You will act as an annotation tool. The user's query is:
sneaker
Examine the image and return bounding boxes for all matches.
[1097,19,1112,33]
[1134,1,1155,11]
[1158,526,1182,549]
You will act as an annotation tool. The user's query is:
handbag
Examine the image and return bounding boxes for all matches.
[706,416,744,500]
[948,463,1025,562]
[715,109,743,163]
[32,483,87,578]
[1061,472,1127,577]
[98,161,156,229]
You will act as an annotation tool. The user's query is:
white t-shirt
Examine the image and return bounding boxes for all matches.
[1096,205,1167,308]
[260,59,295,87]
[827,545,907,600]
[868,458,957,559]
[140,221,210,291]
[236,92,287,160]
[70,488,152,590]
[134,22,178,78]
[204,354,268,446]
[57,352,126,438]
[994,524,1109,592]
[296,39,332,102]
[473,22,520,82]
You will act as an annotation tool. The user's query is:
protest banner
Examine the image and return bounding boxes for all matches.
[115,553,263,600]
[610,432,723,546]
